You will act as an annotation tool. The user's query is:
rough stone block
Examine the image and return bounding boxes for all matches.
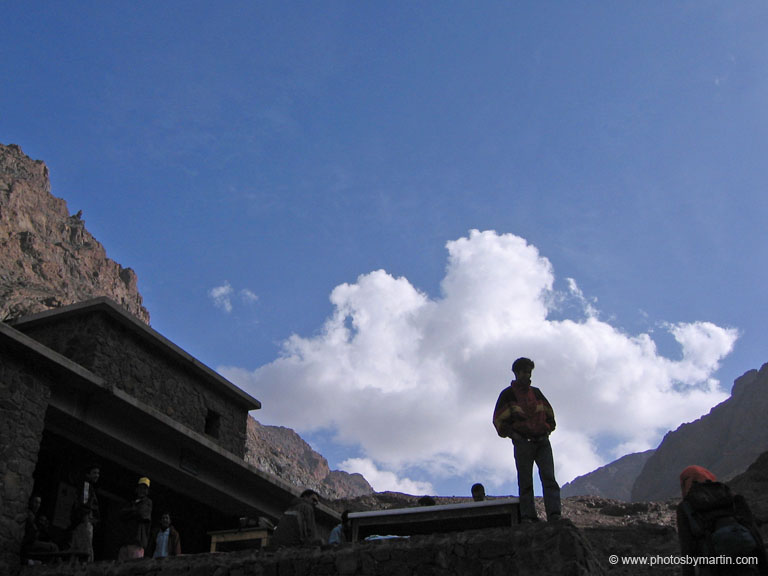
[334,548,358,575]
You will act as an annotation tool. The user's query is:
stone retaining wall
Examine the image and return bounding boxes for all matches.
[0,348,52,574]
[18,523,606,576]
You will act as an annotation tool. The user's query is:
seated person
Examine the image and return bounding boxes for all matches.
[329,510,350,545]
[22,496,59,560]
[270,490,323,547]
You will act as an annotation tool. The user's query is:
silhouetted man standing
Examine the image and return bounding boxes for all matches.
[69,464,100,561]
[493,357,561,523]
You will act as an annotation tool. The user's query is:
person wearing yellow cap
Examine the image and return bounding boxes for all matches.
[117,476,153,561]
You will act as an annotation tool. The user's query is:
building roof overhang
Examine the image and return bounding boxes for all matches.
[9,297,261,411]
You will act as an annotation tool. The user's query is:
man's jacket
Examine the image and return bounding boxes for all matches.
[493,381,556,440]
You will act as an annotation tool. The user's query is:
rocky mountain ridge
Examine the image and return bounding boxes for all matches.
[632,362,768,501]
[562,450,655,500]
[0,143,149,323]
[245,416,373,499]
[563,363,768,502]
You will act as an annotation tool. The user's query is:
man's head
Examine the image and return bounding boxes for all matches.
[86,464,100,484]
[300,489,320,507]
[471,483,486,502]
[160,512,172,529]
[512,357,535,384]
[417,496,436,507]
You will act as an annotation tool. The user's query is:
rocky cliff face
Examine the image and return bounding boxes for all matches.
[0,143,149,323]
[245,416,373,500]
[562,450,655,500]
[631,363,768,501]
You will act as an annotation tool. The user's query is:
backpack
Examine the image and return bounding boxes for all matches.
[681,481,759,558]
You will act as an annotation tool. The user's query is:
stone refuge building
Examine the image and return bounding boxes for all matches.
[0,297,339,571]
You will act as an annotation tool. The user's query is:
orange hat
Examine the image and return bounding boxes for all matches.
[679,465,716,497]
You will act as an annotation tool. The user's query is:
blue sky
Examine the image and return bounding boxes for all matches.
[3,2,767,497]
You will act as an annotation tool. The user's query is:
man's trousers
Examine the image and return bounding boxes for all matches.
[512,437,561,521]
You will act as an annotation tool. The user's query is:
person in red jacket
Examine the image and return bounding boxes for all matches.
[493,357,561,523]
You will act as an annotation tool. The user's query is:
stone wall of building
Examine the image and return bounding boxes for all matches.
[18,523,605,576]
[0,348,52,574]
[18,312,247,457]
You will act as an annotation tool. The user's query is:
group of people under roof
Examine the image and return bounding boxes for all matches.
[23,468,181,565]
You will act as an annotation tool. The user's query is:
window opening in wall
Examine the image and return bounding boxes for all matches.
[205,409,221,439]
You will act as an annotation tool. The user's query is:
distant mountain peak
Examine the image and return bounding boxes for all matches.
[245,416,373,499]
[561,363,768,503]
[561,450,655,500]
[632,363,768,501]
[0,142,149,323]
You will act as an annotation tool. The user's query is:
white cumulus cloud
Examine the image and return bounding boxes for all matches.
[221,230,737,494]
